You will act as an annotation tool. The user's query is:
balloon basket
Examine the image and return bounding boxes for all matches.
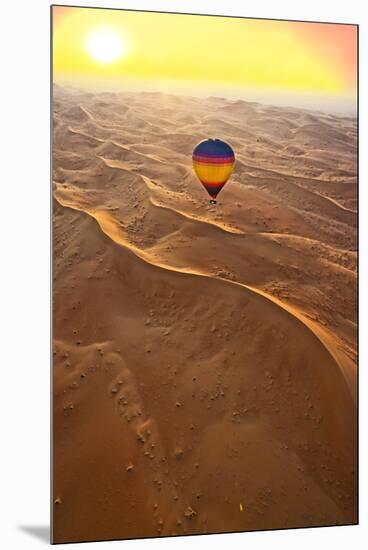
[209,199,217,205]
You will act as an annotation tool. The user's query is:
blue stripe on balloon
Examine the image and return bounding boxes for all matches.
[193,139,234,159]
[202,183,225,197]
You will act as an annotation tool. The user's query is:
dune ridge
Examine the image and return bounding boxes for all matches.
[53,86,357,543]
[54,191,355,403]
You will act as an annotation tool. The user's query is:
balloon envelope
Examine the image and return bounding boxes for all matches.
[192,139,235,199]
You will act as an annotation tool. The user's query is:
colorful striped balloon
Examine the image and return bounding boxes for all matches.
[192,139,235,204]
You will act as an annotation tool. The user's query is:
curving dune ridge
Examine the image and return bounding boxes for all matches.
[52,85,357,543]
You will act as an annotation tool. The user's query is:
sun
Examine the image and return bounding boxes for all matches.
[86,29,127,64]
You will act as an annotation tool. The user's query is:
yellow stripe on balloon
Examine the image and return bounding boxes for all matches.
[193,161,234,184]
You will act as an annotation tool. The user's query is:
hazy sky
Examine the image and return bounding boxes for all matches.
[52,6,357,114]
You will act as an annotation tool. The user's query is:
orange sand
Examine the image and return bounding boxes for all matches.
[52,85,357,543]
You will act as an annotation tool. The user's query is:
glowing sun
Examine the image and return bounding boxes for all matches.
[86,29,127,64]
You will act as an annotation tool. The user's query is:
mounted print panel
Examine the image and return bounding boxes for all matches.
[52,5,358,544]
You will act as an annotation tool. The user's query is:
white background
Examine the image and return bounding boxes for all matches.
[0,0,366,548]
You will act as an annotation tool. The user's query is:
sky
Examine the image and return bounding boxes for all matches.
[52,6,357,114]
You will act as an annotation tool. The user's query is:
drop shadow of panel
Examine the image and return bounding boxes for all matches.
[18,525,50,544]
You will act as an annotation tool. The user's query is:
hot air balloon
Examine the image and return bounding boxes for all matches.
[192,139,235,204]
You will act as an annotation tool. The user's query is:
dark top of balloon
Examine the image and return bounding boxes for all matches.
[193,139,234,159]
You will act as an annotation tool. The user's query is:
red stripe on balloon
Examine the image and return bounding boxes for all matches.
[200,181,226,187]
[193,155,234,164]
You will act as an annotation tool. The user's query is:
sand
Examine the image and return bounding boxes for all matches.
[52,85,357,543]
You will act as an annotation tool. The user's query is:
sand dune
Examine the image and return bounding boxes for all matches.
[52,86,357,543]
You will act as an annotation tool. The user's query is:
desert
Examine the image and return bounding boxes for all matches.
[52,84,357,543]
